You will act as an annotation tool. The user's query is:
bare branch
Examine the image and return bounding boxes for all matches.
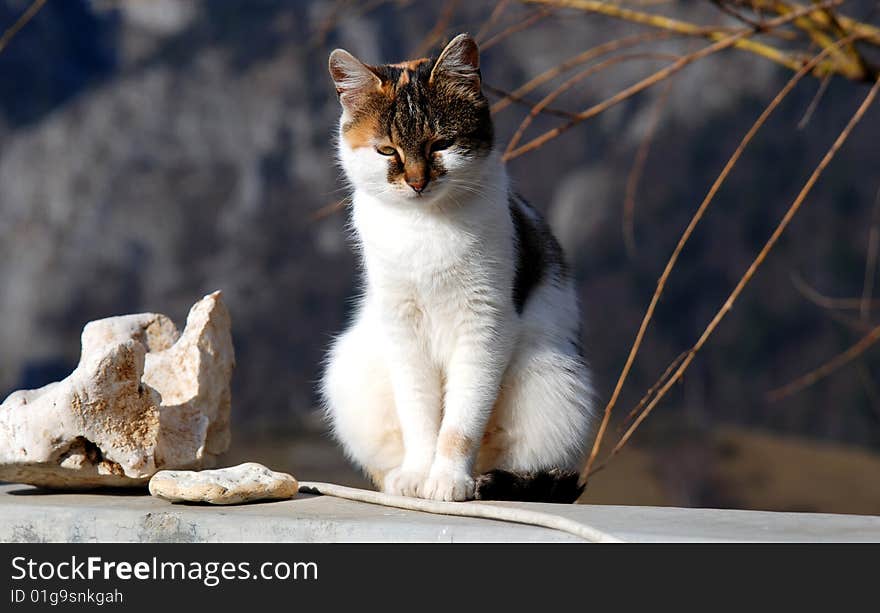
[483,83,580,119]
[601,72,880,472]
[505,1,849,161]
[580,33,866,485]
[481,7,553,50]
[475,0,512,42]
[522,0,848,77]
[861,187,880,321]
[790,272,880,311]
[623,78,674,257]
[412,0,461,58]
[767,324,880,402]
[504,52,679,156]
[0,0,47,55]
[797,72,832,129]
[491,31,678,115]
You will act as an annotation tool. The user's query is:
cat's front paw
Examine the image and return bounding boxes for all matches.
[383,467,428,498]
[421,468,475,502]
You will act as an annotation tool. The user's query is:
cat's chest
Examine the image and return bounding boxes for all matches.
[369,266,500,364]
[354,195,491,274]
[352,191,514,328]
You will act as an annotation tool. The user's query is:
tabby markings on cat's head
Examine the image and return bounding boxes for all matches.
[329,34,494,203]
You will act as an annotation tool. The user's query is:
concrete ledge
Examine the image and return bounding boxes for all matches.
[1,483,878,542]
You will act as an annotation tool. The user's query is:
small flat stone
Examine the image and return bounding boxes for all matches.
[149,463,298,505]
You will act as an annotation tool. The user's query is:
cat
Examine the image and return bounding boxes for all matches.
[321,33,595,503]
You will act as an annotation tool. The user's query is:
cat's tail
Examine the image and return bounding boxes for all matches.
[474,468,584,504]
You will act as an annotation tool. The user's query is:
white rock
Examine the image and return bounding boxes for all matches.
[0,291,234,488]
[149,463,298,505]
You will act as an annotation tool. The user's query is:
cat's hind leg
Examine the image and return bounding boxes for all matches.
[321,320,403,488]
[474,336,595,503]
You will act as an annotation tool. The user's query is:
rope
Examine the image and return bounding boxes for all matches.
[298,481,625,543]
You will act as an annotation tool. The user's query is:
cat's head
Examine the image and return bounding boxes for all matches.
[329,34,494,205]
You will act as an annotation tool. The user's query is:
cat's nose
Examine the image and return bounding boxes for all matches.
[406,176,428,194]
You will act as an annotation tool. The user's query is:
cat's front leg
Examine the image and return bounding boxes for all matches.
[381,302,442,497]
[422,322,512,502]
[384,360,441,497]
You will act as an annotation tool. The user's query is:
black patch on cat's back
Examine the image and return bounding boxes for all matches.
[509,193,568,314]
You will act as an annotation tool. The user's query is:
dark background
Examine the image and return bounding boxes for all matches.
[1,0,879,513]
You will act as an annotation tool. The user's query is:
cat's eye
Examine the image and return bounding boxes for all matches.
[376,145,397,156]
[430,139,453,153]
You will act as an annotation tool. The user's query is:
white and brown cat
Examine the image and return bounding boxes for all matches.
[321,34,595,502]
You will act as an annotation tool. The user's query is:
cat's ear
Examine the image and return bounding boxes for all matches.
[329,49,383,112]
[429,33,480,94]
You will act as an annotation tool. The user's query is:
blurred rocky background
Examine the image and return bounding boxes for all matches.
[2,0,879,513]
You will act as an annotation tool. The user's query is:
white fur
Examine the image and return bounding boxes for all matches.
[322,122,595,502]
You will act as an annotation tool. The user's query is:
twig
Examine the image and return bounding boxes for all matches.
[475,0,512,42]
[505,1,847,161]
[711,0,768,30]
[797,72,832,129]
[504,52,679,156]
[623,78,674,257]
[491,31,678,114]
[311,0,352,48]
[412,0,461,58]
[790,272,880,311]
[481,7,553,50]
[309,0,404,49]
[741,0,880,46]
[0,0,47,55]
[861,186,880,321]
[605,72,880,467]
[856,362,880,419]
[522,0,838,77]
[483,83,580,118]
[853,182,880,416]
[814,2,870,76]
[765,1,865,80]
[766,323,880,401]
[579,34,862,485]
[620,350,687,429]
